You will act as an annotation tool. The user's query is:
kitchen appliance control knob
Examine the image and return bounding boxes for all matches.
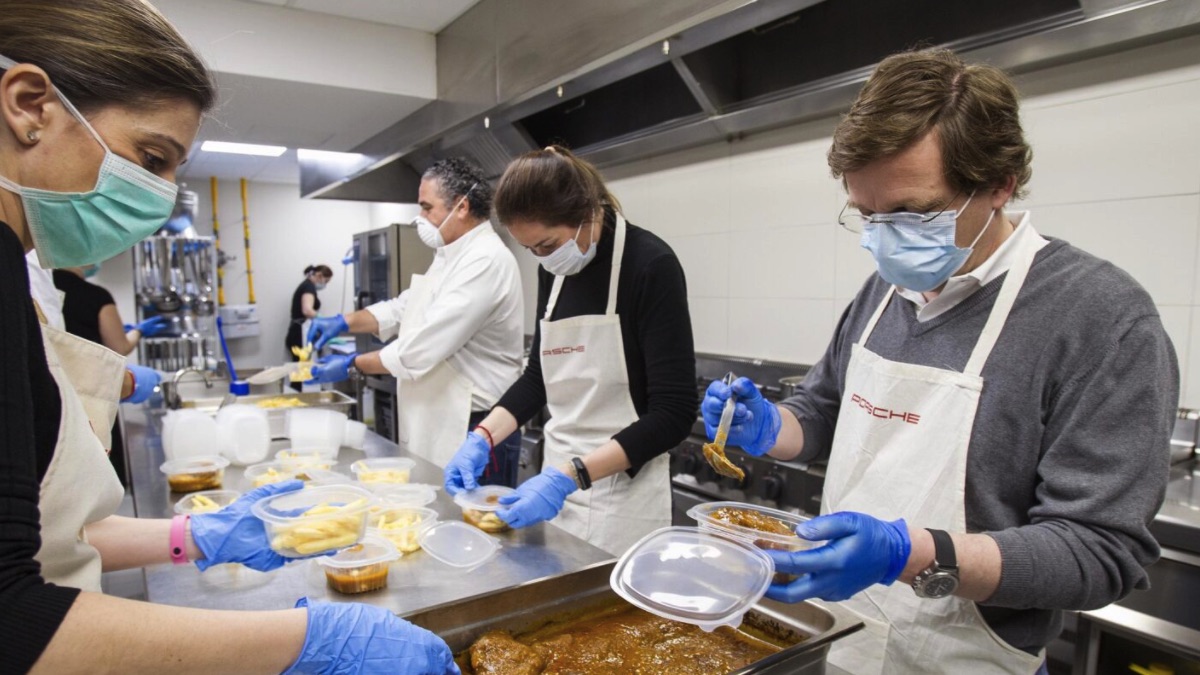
[758,473,784,501]
[679,452,700,475]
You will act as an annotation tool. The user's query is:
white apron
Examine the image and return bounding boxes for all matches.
[540,215,671,556]
[35,323,126,591]
[395,273,475,467]
[820,243,1044,675]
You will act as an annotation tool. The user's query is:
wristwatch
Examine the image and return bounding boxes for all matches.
[912,529,959,599]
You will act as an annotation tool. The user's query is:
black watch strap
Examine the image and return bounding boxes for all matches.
[928,529,957,569]
[571,457,592,490]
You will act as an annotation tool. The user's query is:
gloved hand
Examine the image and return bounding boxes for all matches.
[497,466,577,529]
[443,432,492,496]
[765,512,912,603]
[122,365,161,404]
[284,598,459,675]
[125,315,168,337]
[306,353,356,385]
[307,314,349,351]
[702,377,782,456]
[190,479,307,572]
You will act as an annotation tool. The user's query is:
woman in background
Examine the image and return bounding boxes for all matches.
[287,263,331,390]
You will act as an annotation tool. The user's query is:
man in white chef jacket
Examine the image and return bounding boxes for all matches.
[308,158,525,483]
[703,48,1178,674]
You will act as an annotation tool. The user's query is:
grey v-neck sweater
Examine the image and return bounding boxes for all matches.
[780,238,1178,653]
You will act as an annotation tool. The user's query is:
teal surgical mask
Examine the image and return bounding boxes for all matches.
[0,54,178,268]
[82,263,101,278]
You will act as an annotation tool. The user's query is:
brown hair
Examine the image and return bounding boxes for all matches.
[493,145,622,228]
[0,0,216,114]
[305,265,333,278]
[828,48,1032,200]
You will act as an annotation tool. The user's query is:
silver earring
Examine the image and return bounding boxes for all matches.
[26,130,38,142]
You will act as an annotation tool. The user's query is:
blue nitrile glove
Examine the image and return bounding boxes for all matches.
[125,315,168,337]
[702,377,782,456]
[765,512,912,603]
[190,479,307,572]
[122,365,161,404]
[307,314,349,351]
[443,431,491,496]
[307,353,356,385]
[496,466,577,529]
[284,598,459,675]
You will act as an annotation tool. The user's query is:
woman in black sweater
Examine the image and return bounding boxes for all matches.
[286,264,331,390]
[444,146,697,555]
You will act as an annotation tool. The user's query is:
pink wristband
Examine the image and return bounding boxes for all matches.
[169,514,190,565]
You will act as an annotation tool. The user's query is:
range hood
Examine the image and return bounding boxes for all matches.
[302,0,1200,202]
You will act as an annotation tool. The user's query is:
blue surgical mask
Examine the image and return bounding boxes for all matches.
[536,220,597,276]
[0,54,178,269]
[860,191,995,292]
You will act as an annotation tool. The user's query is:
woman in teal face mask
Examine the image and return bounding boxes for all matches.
[0,2,456,674]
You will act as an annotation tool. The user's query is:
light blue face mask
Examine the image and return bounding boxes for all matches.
[0,54,178,268]
[860,191,995,292]
[82,263,101,278]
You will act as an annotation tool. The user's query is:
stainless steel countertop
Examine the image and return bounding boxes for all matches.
[1151,457,1200,557]
[122,404,611,613]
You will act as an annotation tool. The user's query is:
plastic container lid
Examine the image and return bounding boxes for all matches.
[160,455,230,476]
[610,526,774,632]
[302,468,353,486]
[453,485,515,512]
[173,489,241,515]
[375,483,439,508]
[417,521,501,569]
[276,449,338,470]
[686,501,815,552]
[315,533,399,570]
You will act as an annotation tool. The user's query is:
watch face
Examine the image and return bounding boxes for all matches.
[923,574,958,598]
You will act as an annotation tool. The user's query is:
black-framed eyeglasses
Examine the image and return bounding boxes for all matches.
[837,190,966,234]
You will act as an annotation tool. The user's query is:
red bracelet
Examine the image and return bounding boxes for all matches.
[169,514,190,565]
[473,425,495,450]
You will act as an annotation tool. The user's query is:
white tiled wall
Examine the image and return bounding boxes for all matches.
[594,33,1200,407]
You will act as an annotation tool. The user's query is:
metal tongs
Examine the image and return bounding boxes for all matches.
[702,372,746,482]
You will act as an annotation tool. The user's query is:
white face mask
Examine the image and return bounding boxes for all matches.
[415,189,473,249]
[535,220,597,276]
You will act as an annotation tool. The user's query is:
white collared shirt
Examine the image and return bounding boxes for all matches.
[896,211,1047,322]
[365,222,524,411]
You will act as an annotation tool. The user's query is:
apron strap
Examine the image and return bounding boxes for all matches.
[859,285,896,346]
[543,213,628,320]
[963,244,1037,376]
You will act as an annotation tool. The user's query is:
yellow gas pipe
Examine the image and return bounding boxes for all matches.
[240,178,256,304]
[211,177,225,306]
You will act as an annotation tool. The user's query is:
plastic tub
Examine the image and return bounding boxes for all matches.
[374,483,439,508]
[418,521,501,569]
[351,457,415,486]
[454,485,515,534]
[301,468,353,487]
[174,489,240,515]
[317,534,398,594]
[215,404,271,465]
[686,501,817,584]
[160,456,230,493]
[162,409,220,461]
[244,461,297,488]
[252,485,375,558]
[368,506,438,554]
[286,408,349,455]
[611,526,774,632]
[275,450,337,473]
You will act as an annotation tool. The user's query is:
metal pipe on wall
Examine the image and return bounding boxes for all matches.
[211,177,225,307]
[240,178,256,305]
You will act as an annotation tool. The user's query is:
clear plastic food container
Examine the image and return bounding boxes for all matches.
[610,526,774,632]
[317,534,398,594]
[173,489,241,515]
[252,485,375,558]
[454,485,515,534]
[368,506,438,554]
[301,468,353,487]
[275,450,337,474]
[244,461,297,488]
[351,457,415,486]
[160,456,230,493]
[686,501,816,584]
[374,483,439,508]
[417,521,501,569]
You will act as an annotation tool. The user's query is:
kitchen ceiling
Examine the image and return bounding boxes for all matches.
[165,0,479,187]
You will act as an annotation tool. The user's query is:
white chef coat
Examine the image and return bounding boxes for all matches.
[897,212,1048,322]
[365,222,524,411]
[26,250,65,330]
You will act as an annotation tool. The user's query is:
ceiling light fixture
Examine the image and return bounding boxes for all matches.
[201,140,287,157]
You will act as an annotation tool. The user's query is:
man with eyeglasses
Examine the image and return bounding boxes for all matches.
[703,49,1177,674]
[306,158,525,486]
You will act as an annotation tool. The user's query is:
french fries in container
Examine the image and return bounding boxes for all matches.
[252,485,376,558]
[368,506,438,554]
